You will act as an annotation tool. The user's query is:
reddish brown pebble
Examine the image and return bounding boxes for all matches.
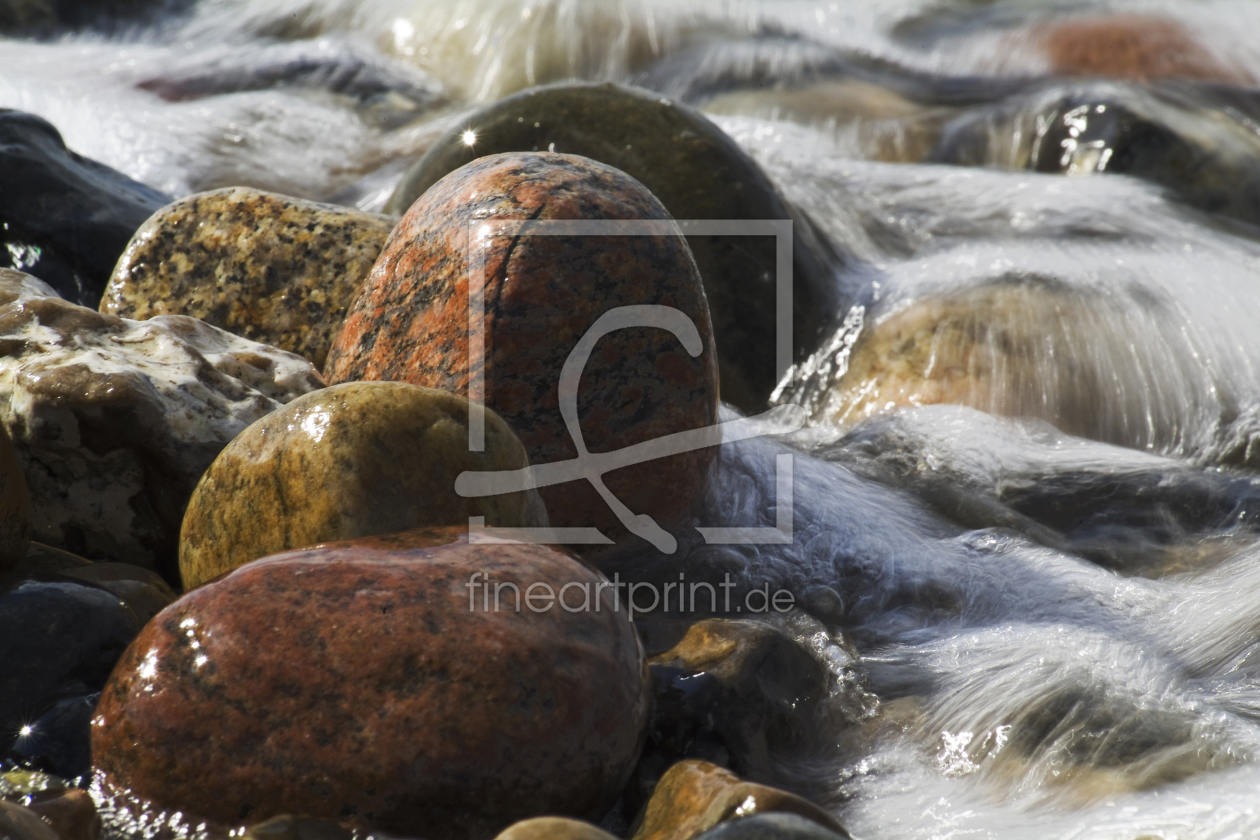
[325,152,719,546]
[91,527,650,840]
[1039,15,1247,84]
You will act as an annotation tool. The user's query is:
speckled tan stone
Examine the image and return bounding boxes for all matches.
[93,528,650,840]
[0,289,324,583]
[179,381,547,590]
[327,152,718,546]
[102,187,396,369]
[630,761,845,840]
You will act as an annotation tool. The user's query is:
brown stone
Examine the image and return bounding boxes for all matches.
[178,381,547,590]
[0,413,31,573]
[1038,15,1248,84]
[629,761,844,840]
[102,187,396,370]
[0,800,60,840]
[20,790,100,840]
[493,817,619,840]
[326,152,719,548]
[92,528,650,840]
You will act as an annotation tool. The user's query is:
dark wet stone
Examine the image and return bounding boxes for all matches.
[930,81,1260,228]
[179,382,547,590]
[0,111,170,306]
[692,813,850,840]
[383,82,840,412]
[628,761,845,840]
[0,378,32,573]
[92,528,650,840]
[608,615,872,829]
[0,288,324,582]
[102,188,396,370]
[8,694,98,780]
[0,580,140,771]
[328,152,718,547]
[0,0,178,36]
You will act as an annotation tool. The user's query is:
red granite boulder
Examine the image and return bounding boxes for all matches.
[90,527,650,840]
[324,152,719,549]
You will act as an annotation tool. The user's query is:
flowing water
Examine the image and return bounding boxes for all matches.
[8,0,1260,837]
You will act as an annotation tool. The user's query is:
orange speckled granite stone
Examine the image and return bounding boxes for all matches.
[91,527,650,840]
[325,152,719,546]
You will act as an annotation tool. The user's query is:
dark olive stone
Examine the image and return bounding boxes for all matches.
[384,82,839,412]
[0,111,170,307]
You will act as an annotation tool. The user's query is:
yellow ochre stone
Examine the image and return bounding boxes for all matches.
[178,381,548,590]
[101,187,396,369]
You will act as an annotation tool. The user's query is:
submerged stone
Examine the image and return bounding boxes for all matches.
[328,152,718,548]
[0,283,324,581]
[384,82,839,411]
[179,381,547,590]
[93,529,650,840]
[0,111,170,306]
[493,817,619,840]
[102,188,396,370]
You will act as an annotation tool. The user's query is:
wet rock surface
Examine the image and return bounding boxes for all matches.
[0,773,100,840]
[92,529,650,840]
[0,285,324,581]
[0,111,171,306]
[102,188,397,370]
[629,761,847,840]
[328,152,718,547]
[0,557,143,779]
[179,381,547,590]
[0,390,32,572]
[384,82,839,412]
[0,0,175,37]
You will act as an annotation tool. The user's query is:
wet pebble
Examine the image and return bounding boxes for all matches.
[92,528,650,840]
[327,152,718,548]
[492,817,619,840]
[629,761,846,840]
[178,381,547,590]
[102,188,396,370]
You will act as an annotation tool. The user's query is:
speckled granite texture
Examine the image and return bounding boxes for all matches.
[93,528,650,840]
[102,187,396,369]
[179,381,548,590]
[326,152,719,546]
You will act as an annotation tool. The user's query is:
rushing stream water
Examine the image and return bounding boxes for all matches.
[8,0,1260,837]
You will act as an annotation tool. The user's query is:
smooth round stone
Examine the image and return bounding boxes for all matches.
[630,761,846,840]
[0,800,60,840]
[93,529,650,840]
[102,188,396,370]
[179,381,547,590]
[692,813,850,840]
[327,152,719,545]
[383,82,839,412]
